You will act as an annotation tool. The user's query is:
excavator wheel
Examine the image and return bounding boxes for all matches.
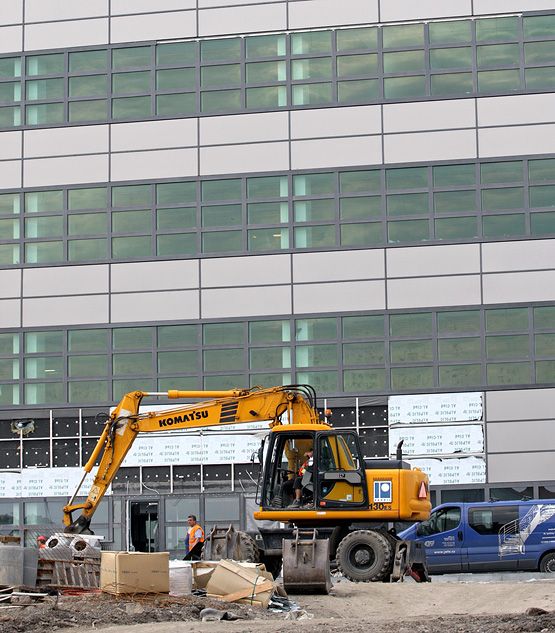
[336,530,393,582]
[235,530,260,563]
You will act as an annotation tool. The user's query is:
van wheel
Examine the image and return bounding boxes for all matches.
[539,552,555,573]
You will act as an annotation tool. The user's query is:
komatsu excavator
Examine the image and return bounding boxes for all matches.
[63,385,431,586]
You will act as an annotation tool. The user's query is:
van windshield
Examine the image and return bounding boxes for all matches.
[417,506,461,536]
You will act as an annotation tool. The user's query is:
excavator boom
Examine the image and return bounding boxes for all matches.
[63,385,321,533]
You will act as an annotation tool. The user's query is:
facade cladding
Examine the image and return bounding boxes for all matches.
[1,0,555,550]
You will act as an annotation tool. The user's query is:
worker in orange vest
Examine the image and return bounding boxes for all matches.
[37,535,47,549]
[183,514,205,560]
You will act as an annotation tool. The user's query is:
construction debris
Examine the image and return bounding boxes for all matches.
[100,552,169,595]
[37,534,101,590]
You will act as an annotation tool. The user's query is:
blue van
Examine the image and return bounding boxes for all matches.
[399,500,555,574]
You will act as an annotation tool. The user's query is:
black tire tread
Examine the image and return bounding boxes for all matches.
[336,529,393,583]
[236,530,260,563]
[539,551,555,573]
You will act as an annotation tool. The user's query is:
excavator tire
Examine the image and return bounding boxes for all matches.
[336,530,393,583]
[260,555,282,579]
[235,530,260,563]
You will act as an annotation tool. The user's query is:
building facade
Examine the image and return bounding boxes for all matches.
[1,0,555,553]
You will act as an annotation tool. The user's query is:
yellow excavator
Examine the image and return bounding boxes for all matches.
[63,385,431,585]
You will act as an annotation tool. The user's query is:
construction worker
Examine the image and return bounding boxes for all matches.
[37,535,47,549]
[183,514,204,560]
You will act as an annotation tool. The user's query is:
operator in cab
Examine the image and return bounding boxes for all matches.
[183,514,205,560]
[284,448,314,508]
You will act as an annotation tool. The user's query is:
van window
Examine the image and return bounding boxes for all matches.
[417,506,461,536]
[468,506,519,535]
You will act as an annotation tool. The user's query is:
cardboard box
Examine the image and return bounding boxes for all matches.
[100,552,169,595]
[191,561,218,590]
[206,559,274,608]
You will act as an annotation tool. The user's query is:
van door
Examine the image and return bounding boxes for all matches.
[414,505,464,573]
[466,504,520,571]
[513,503,555,570]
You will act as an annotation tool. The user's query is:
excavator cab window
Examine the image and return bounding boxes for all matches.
[315,431,368,509]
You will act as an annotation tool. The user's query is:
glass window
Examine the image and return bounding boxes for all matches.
[24,381,64,404]
[434,163,476,187]
[535,333,555,357]
[69,50,108,73]
[158,324,198,348]
[158,350,197,373]
[292,58,332,80]
[0,82,21,103]
[112,209,151,233]
[247,175,288,199]
[486,334,530,360]
[526,67,555,90]
[249,320,290,344]
[478,69,521,92]
[69,99,108,122]
[25,331,64,354]
[0,333,19,355]
[113,184,151,207]
[291,31,332,55]
[388,219,429,242]
[340,170,380,193]
[202,204,241,227]
[469,505,519,535]
[390,340,433,362]
[429,20,472,45]
[201,89,241,113]
[294,199,335,221]
[383,50,425,73]
[69,380,108,403]
[481,187,524,211]
[534,306,555,329]
[384,75,426,99]
[340,222,383,246]
[292,83,332,105]
[246,60,286,84]
[293,173,334,196]
[296,370,338,392]
[25,241,63,264]
[204,348,243,371]
[340,195,380,219]
[248,227,289,250]
[113,352,152,375]
[204,322,244,346]
[434,190,476,213]
[112,46,151,69]
[68,187,107,211]
[524,41,555,65]
[112,95,151,119]
[25,356,63,379]
[0,193,20,215]
[530,185,555,209]
[387,192,428,214]
[156,93,196,116]
[529,158,555,183]
[435,216,479,240]
[201,38,241,61]
[477,43,520,68]
[246,34,286,58]
[25,190,63,213]
[0,105,21,127]
[344,368,386,392]
[439,364,482,387]
[157,41,196,66]
[481,161,523,184]
[0,57,21,78]
[0,243,20,265]
[69,75,107,98]
[157,181,196,205]
[296,317,337,341]
[202,230,241,253]
[486,307,529,332]
[383,24,424,48]
[26,103,64,125]
[430,47,473,70]
[0,217,19,239]
[0,501,19,525]
[68,355,108,377]
[68,238,108,261]
[417,507,461,536]
[113,71,151,95]
[113,327,152,350]
[438,310,480,334]
[482,213,525,237]
[391,366,434,390]
[202,179,241,201]
[27,54,64,76]
[337,27,377,51]
[343,315,384,339]
[537,361,555,382]
[390,312,432,337]
[524,14,555,39]
[69,329,108,352]
[438,337,481,361]
[201,64,241,88]
[343,341,385,365]
[157,207,196,230]
[25,216,63,238]
[339,76,379,103]
[476,17,518,42]
[250,347,291,370]
[246,86,287,108]
[294,225,335,248]
[431,72,474,96]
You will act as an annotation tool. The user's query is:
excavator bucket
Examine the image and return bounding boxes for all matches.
[282,529,331,594]
[203,525,241,561]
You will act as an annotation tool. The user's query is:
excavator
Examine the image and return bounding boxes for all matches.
[63,385,431,587]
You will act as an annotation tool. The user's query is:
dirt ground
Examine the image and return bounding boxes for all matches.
[2,580,554,633]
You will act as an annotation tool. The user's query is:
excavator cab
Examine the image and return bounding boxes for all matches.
[259,427,368,511]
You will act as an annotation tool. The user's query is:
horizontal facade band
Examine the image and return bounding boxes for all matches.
[1,1,553,52]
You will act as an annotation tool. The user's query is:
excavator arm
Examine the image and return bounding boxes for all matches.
[63,385,320,533]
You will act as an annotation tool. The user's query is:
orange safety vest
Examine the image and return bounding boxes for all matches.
[187,524,205,551]
[298,457,313,476]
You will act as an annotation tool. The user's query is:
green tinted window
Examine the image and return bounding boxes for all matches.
[530,185,555,209]
[27,54,64,76]
[532,212,555,235]
[69,75,107,98]
[434,190,476,213]
[248,202,288,224]
[524,41,555,64]
[156,93,196,116]
[69,99,107,122]
[433,164,476,187]
[202,230,241,253]
[384,50,425,73]
[481,188,524,211]
[112,96,151,119]
[337,53,378,77]
[294,199,334,222]
[158,324,197,348]
[529,159,555,183]
[387,167,427,190]
[25,331,63,353]
[293,173,334,196]
[25,190,63,213]
[0,82,21,102]
[537,361,555,383]
[68,187,107,211]
[0,105,20,127]
[69,329,108,353]
[294,225,335,248]
[429,20,472,44]
[112,209,151,233]
[69,213,108,236]
[477,44,520,68]
[26,78,64,100]
[157,207,196,230]
[291,31,332,55]
[246,86,287,108]
[487,362,531,385]
[476,17,518,42]
[201,64,241,87]
[113,327,152,350]
[69,50,108,72]
[25,241,63,263]
[344,368,386,392]
[390,313,432,337]
[69,355,109,377]
[245,34,286,58]
[112,47,151,69]
[438,310,481,336]
[296,318,337,341]
[201,38,241,61]
[524,15,555,38]
[292,83,332,105]
[249,320,290,344]
[341,222,383,246]
[534,306,555,329]
[526,67,555,90]
[296,370,338,393]
[112,235,152,258]
[292,58,333,80]
[296,344,338,367]
[384,76,426,99]
[430,47,473,70]
[201,179,241,201]
[338,79,379,102]
[343,315,384,339]
[68,238,107,261]
[388,219,429,242]
[486,308,529,332]
[249,347,291,370]
[431,72,473,97]
[383,24,424,48]
[343,342,385,365]
[26,103,64,125]
[0,333,19,355]
[387,193,428,215]
[157,42,197,66]
[157,233,196,256]
[204,322,243,345]
[435,217,478,240]
[113,352,152,375]
[0,193,20,215]
[25,356,63,378]
[246,60,286,83]
[481,161,523,184]
[112,184,151,207]
[391,367,434,390]
[478,69,521,92]
[337,27,377,51]
[340,170,380,193]
[535,333,555,356]
[439,365,482,387]
[340,196,381,220]
[202,204,241,227]
[157,181,196,206]
[158,350,197,373]
[0,57,21,78]
[390,340,433,362]
[486,334,529,360]
[438,337,481,361]
[482,214,525,237]
[156,68,195,91]
[113,71,151,95]
[247,176,288,199]
[201,89,241,112]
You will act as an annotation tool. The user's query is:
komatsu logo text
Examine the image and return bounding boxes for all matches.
[159,410,209,427]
